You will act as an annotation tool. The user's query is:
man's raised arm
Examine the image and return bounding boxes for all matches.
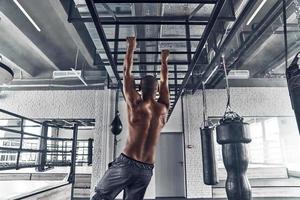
[123,37,140,107]
[158,49,170,109]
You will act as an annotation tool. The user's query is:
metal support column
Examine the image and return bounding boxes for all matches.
[69,123,78,200]
[185,22,192,66]
[88,138,93,166]
[16,119,24,169]
[36,122,48,172]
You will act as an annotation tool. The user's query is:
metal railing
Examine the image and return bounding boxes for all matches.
[0,108,94,199]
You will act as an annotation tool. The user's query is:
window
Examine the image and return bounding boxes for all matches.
[211,116,299,166]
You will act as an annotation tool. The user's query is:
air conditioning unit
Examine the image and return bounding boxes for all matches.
[53,70,81,79]
[228,70,250,79]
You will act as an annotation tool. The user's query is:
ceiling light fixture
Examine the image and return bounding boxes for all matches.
[246,0,267,26]
[13,0,41,32]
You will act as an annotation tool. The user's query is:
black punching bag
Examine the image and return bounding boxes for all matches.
[200,82,218,185]
[286,52,300,134]
[110,111,122,135]
[216,114,252,200]
[200,125,218,185]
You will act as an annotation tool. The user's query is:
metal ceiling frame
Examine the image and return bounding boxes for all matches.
[85,0,123,90]
[192,0,259,93]
[70,0,229,119]
[167,0,227,118]
[93,0,218,3]
[69,16,234,24]
[207,0,287,88]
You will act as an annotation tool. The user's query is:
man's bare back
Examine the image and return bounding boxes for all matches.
[122,37,170,164]
[92,37,169,200]
[123,99,168,163]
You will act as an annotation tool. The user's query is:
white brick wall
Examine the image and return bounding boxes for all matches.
[0,87,295,199]
[0,89,115,199]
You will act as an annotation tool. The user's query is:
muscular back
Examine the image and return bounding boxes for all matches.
[123,99,168,164]
[122,38,169,164]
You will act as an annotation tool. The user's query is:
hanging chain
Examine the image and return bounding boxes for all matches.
[202,82,208,127]
[222,54,231,112]
[221,54,242,122]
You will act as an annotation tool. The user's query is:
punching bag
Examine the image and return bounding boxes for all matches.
[216,114,252,200]
[286,52,300,134]
[216,55,252,200]
[200,125,218,185]
[110,111,122,135]
[200,82,218,185]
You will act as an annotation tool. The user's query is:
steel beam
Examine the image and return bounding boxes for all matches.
[117,70,188,73]
[188,4,205,20]
[93,0,217,3]
[69,16,233,23]
[85,0,123,88]
[68,124,78,199]
[111,51,196,54]
[185,23,192,66]
[107,38,202,42]
[192,0,258,92]
[16,119,24,169]
[121,77,184,80]
[168,0,226,119]
[88,138,93,165]
[104,61,190,65]
[36,122,48,172]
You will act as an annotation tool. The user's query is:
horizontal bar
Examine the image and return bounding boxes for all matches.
[72,15,233,23]
[0,109,42,125]
[0,146,42,153]
[117,70,188,73]
[72,15,234,24]
[0,126,44,139]
[111,51,196,55]
[121,77,184,80]
[100,21,207,25]
[47,137,73,141]
[104,61,190,65]
[0,146,73,154]
[107,38,202,42]
[93,0,217,3]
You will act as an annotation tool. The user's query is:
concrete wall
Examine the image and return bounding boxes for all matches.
[183,87,295,198]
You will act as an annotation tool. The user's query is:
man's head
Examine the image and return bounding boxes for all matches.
[140,75,158,98]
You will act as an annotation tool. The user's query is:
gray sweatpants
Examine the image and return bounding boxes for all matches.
[91,153,154,200]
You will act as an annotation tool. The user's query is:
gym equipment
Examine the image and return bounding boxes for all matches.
[286,52,300,134]
[216,55,252,200]
[110,111,122,135]
[0,62,14,84]
[200,82,218,185]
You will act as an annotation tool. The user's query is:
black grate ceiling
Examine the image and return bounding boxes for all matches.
[67,0,232,119]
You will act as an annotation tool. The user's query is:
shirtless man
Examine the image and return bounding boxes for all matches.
[92,37,170,200]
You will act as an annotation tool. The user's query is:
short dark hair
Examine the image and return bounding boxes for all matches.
[140,75,158,97]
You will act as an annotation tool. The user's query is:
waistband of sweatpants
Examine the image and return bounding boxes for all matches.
[119,153,154,169]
